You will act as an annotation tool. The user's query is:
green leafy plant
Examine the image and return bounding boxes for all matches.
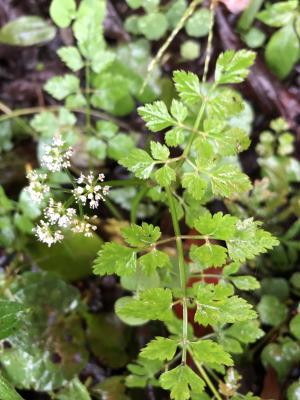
[0,0,292,398]
[92,48,278,399]
[257,0,300,78]
[125,0,211,41]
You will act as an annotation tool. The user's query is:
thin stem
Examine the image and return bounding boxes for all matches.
[141,0,203,93]
[166,187,188,364]
[0,103,133,132]
[85,63,91,129]
[193,359,223,400]
[131,186,149,223]
[202,0,217,83]
[105,198,123,220]
[182,98,207,161]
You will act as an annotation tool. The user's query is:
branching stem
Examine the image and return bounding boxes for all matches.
[166,187,188,364]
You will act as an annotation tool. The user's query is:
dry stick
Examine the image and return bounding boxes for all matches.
[140,0,203,94]
[202,0,217,83]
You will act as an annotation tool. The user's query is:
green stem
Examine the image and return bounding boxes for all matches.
[85,63,91,129]
[193,359,223,400]
[166,187,188,364]
[105,198,123,220]
[131,186,149,223]
[182,98,207,161]
[141,0,203,93]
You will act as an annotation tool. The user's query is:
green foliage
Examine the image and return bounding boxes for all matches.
[160,365,205,400]
[50,0,76,28]
[0,0,285,397]
[257,295,288,327]
[0,374,25,400]
[0,301,25,341]
[0,17,56,46]
[116,288,173,322]
[140,337,178,361]
[261,338,300,382]
[194,283,257,327]
[190,340,233,366]
[257,1,300,78]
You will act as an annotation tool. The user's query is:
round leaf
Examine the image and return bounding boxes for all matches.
[0,16,56,46]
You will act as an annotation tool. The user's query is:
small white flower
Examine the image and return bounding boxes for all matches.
[26,170,50,204]
[72,171,109,209]
[34,220,64,247]
[71,215,97,237]
[44,199,76,228]
[41,134,73,173]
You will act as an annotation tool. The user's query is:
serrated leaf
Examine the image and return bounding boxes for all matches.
[231,276,260,291]
[155,165,176,187]
[50,0,76,28]
[210,164,252,198]
[203,120,250,156]
[44,74,80,100]
[227,218,279,262]
[140,337,178,361]
[165,127,185,147]
[215,50,255,84]
[190,244,227,268]
[57,46,83,71]
[194,211,237,240]
[173,70,202,105]
[150,141,170,160]
[173,71,202,105]
[139,250,171,275]
[182,173,207,200]
[225,320,264,344]
[190,340,233,366]
[257,1,297,27]
[116,288,173,322]
[195,283,257,326]
[160,365,205,400]
[120,149,155,179]
[207,89,244,120]
[170,99,188,122]
[122,223,161,248]
[138,101,175,132]
[93,242,136,276]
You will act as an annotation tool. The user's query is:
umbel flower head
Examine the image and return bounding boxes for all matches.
[34,220,64,247]
[44,198,76,228]
[34,198,97,246]
[73,172,110,209]
[41,134,73,172]
[26,170,50,204]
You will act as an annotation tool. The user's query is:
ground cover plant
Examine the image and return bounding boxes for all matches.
[0,0,299,399]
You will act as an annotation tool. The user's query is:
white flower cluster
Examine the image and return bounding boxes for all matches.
[25,170,50,204]
[34,198,97,246]
[41,134,73,173]
[73,172,110,209]
[27,135,108,247]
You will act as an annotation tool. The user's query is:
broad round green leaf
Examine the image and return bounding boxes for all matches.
[265,25,300,79]
[0,16,56,46]
[290,315,300,340]
[288,380,300,400]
